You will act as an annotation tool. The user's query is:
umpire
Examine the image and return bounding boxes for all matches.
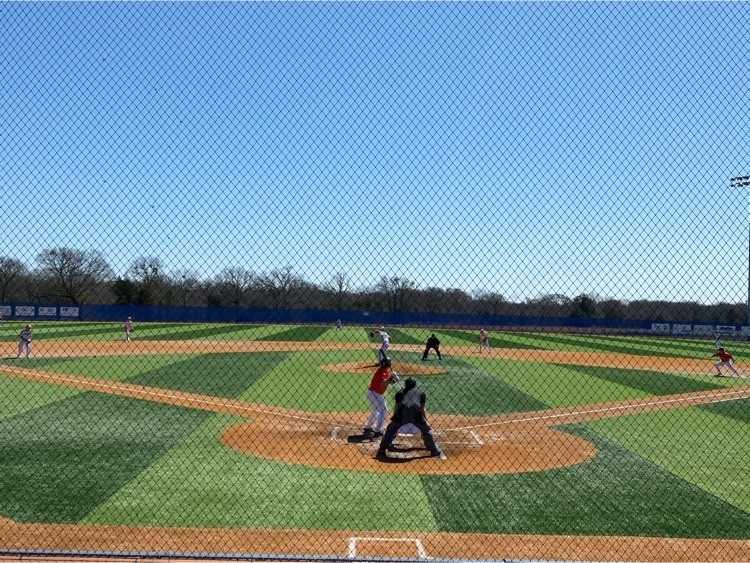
[422,333,442,361]
[376,378,442,459]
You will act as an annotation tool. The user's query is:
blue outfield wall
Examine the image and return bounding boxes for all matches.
[0,302,709,333]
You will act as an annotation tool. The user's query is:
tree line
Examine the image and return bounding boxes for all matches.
[0,247,745,324]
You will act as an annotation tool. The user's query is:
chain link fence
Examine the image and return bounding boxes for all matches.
[1,2,750,562]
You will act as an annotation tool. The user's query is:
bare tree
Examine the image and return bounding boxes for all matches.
[0,257,29,302]
[129,257,164,287]
[216,267,256,308]
[128,257,166,305]
[376,276,417,312]
[323,272,351,311]
[472,289,507,316]
[171,270,201,307]
[37,248,112,304]
[258,266,305,309]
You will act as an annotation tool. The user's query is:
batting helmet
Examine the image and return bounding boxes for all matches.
[380,357,392,368]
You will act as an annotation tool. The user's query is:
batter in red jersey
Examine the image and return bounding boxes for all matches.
[363,358,399,438]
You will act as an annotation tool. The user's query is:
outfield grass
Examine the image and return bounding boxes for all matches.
[0,322,749,538]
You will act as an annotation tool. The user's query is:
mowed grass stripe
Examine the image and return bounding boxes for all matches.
[127,352,291,399]
[239,349,376,412]
[1,356,191,383]
[0,392,210,523]
[464,357,655,408]
[138,323,257,341]
[396,352,548,417]
[257,325,330,342]
[85,413,438,530]
[0,375,84,420]
[563,364,725,397]
[583,403,750,513]
[423,424,750,538]
[510,332,707,358]
[386,328,423,345]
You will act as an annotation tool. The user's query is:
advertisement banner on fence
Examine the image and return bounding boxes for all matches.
[692,325,713,336]
[38,307,57,317]
[672,324,692,336]
[60,307,80,318]
[651,323,670,334]
[15,306,35,317]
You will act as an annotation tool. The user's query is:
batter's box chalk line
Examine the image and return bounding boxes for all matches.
[348,536,432,560]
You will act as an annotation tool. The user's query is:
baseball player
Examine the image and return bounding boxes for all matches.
[712,347,742,377]
[363,358,399,438]
[713,328,722,349]
[17,324,32,358]
[124,317,133,342]
[478,329,490,353]
[371,326,390,364]
[376,377,442,459]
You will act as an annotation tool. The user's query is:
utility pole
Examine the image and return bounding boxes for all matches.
[730,175,750,328]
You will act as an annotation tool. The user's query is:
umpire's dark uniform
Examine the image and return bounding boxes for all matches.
[376,378,442,458]
[422,334,442,361]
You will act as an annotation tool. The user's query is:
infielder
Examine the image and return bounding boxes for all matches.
[17,324,32,358]
[712,347,741,377]
[124,317,133,342]
[363,358,399,438]
[371,326,390,364]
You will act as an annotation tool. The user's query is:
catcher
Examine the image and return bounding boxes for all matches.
[376,377,442,459]
[362,357,399,438]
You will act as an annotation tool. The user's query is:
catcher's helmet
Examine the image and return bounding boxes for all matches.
[380,357,392,368]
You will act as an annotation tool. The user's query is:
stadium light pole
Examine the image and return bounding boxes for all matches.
[731,174,750,327]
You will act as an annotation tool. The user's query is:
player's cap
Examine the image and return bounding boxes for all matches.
[380,326,385,330]
[25,324,31,329]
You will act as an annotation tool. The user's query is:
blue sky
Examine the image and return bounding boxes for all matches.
[1,1,749,303]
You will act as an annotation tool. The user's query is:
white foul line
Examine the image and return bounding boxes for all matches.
[446,387,750,432]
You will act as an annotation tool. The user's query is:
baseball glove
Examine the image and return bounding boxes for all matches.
[369,331,375,337]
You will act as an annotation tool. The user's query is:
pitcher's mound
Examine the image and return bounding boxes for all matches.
[319,361,445,375]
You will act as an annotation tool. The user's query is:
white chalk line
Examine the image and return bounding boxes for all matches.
[445,387,750,432]
[469,430,484,445]
[0,365,359,429]
[348,537,431,559]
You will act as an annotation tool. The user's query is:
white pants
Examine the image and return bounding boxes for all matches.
[378,342,389,363]
[365,389,388,432]
[17,340,30,358]
[716,360,740,376]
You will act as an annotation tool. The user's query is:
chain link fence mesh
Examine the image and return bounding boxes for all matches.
[1,1,750,562]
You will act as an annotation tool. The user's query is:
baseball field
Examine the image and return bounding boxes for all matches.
[1,321,750,561]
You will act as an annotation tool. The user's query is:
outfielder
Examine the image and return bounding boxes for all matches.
[363,358,399,438]
[371,326,390,364]
[17,324,32,358]
[124,317,133,342]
